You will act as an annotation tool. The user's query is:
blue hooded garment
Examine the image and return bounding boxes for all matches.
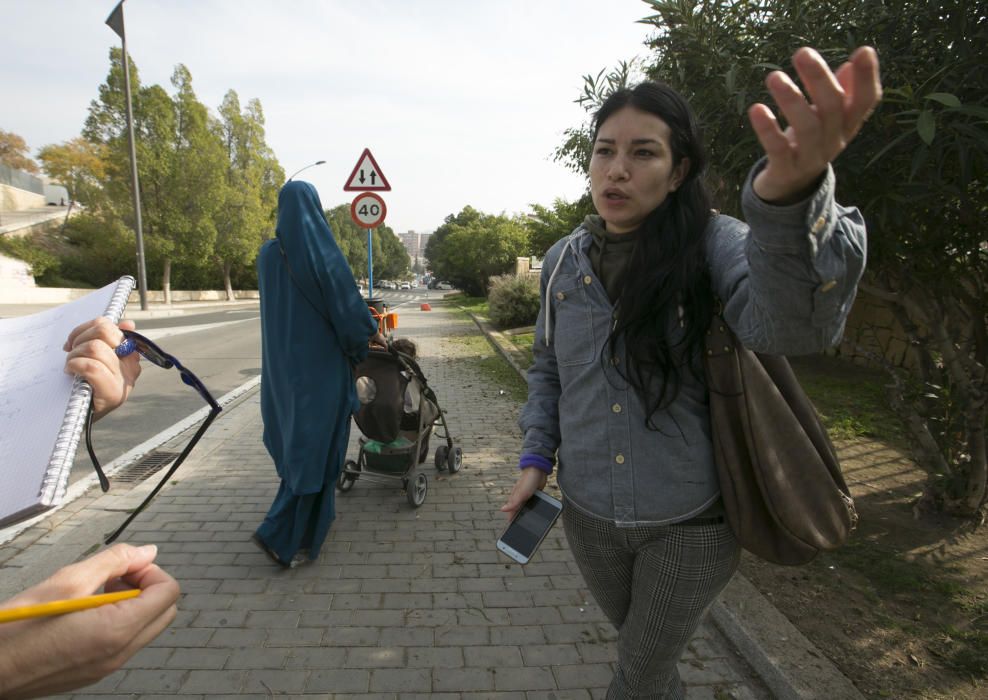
[257,181,377,495]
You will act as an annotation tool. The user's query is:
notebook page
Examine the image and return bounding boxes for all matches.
[0,278,131,526]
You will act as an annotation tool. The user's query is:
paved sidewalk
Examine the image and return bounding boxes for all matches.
[2,299,774,698]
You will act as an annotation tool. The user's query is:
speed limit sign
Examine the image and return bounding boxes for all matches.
[350,192,387,229]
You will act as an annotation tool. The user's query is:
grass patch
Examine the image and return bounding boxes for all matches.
[509,331,535,369]
[448,333,527,402]
[789,354,910,449]
[449,294,488,317]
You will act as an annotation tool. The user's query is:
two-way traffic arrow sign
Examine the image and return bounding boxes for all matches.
[343,148,391,191]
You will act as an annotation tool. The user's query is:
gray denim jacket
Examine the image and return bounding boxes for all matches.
[519,162,866,526]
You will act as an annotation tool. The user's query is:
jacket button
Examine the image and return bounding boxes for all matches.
[611,356,620,365]
[556,292,565,300]
[583,275,592,285]
[819,280,837,293]
[811,215,827,233]
[615,454,625,464]
[612,403,621,413]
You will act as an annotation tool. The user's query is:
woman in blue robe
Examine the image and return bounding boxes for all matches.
[254,180,383,567]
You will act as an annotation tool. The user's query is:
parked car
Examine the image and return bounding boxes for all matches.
[436,281,453,290]
[400,281,411,290]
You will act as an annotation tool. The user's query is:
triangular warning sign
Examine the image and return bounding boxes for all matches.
[343,148,391,191]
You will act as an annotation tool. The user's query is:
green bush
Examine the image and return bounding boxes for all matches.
[0,235,60,280]
[488,274,540,329]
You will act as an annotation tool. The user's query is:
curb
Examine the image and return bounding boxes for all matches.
[464,309,864,700]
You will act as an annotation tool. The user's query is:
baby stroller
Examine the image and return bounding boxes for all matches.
[337,343,462,507]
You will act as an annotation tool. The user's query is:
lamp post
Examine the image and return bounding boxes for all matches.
[287,160,326,182]
[105,0,148,310]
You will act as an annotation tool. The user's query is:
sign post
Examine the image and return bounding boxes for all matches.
[344,148,391,297]
[349,192,387,292]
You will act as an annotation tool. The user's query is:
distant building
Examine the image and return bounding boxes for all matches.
[396,230,433,273]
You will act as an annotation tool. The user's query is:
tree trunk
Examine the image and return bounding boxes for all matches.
[223,261,234,301]
[961,403,987,516]
[163,259,172,305]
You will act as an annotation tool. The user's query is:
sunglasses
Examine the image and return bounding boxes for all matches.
[86,329,222,544]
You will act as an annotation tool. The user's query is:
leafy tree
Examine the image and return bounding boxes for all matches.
[325,203,369,277]
[0,129,40,174]
[525,193,595,257]
[324,205,408,284]
[36,137,108,207]
[375,223,410,281]
[214,91,282,299]
[579,0,988,516]
[157,64,224,300]
[426,206,528,296]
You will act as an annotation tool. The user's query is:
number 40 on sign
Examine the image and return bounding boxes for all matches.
[350,192,387,229]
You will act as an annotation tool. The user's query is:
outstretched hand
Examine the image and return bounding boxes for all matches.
[749,46,882,204]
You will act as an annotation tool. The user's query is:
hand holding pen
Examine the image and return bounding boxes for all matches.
[0,543,180,699]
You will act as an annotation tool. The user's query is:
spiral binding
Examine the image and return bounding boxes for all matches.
[39,276,136,504]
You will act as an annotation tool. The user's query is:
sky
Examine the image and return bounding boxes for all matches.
[2,0,656,234]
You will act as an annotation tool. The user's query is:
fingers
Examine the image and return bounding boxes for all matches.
[500,468,548,518]
[747,103,792,162]
[64,316,125,352]
[55,544,160,597]
[842,46,882,140]
[790,47,845,151]
[64,318,140,418]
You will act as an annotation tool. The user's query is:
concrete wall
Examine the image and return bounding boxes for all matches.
[0,183,45,211]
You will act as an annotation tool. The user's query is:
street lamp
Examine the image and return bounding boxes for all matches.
[287,160,326,182]
[105,0,148,310]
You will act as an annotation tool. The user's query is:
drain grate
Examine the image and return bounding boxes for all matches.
[113,451,180,484]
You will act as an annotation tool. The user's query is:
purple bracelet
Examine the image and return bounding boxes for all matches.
[519,454,553,475]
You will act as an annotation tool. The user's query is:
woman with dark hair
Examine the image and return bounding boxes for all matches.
[502,46,881,698]
[254,180,385,568]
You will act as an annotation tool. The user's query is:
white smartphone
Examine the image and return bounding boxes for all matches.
[496,490,563,564]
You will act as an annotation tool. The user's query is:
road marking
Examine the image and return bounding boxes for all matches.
[140,316,258,341]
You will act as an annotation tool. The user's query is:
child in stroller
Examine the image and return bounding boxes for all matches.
[338,337,462,507]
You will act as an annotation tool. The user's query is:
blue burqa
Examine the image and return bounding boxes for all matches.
[255,181,377,564]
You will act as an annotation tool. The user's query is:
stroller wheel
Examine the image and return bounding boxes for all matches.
[446,446,463,474]
[406,472,428,507]
[434,445,449,471]
[336,459,359,492]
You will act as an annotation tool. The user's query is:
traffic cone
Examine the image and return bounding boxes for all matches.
[420,303,431,311]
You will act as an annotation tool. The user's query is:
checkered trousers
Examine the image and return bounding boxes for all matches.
[562,504,740,699]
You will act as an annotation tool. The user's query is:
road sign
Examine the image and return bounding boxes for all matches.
[344,148,391,191]
[350,192,387,228]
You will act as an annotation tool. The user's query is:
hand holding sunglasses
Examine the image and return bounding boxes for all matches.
[76,326,221,544]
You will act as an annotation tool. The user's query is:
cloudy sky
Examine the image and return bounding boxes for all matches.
[3,0,655,233]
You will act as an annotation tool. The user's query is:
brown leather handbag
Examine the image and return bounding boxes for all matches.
[703,312,858,566]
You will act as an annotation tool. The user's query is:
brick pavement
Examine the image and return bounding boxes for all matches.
[1,298,771,699]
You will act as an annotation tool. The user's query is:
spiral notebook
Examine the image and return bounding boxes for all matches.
[0,276,135,528]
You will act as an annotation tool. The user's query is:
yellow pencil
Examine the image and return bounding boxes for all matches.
[0,589,141,624]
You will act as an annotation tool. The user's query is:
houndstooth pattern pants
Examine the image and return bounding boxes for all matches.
[562,504,740,699]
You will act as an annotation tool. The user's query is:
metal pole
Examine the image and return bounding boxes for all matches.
[120,35,148,310]
[367,227,373,294]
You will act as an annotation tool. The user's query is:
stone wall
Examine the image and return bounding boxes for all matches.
[836,294,917,370]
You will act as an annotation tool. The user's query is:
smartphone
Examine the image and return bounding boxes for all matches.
[496,490,563,564]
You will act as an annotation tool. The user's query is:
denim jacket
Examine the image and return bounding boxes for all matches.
[519,162,867,526]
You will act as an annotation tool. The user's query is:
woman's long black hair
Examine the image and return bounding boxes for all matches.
[594,82,715,425]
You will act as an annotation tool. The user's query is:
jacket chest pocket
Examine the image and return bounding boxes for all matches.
[551,280,596,366]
